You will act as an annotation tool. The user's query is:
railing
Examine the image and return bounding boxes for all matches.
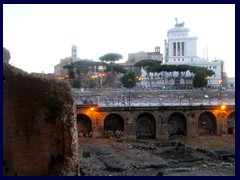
[75,97,235,107]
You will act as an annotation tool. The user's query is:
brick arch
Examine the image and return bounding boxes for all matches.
[227,111,235,134]
[198,112,217,135]
[77,114,92,137]
[168,112,187,137]
[136,113,156,139]
[104,113,124,133]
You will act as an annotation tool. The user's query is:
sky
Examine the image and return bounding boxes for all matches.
[3,4,235,77]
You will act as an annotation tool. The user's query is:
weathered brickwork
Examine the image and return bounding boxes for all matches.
[76,105,235,139]
[3,63,79,176]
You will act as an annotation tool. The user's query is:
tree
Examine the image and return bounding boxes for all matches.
[99,53,123,88]
[105,63,126,74]
[121,71,136,88]
[99,53,123,63]
[89,79,97,89]
[63,64,75,79]
[71,78,81,88]
[134,59,161,88]
[176,65,191,85]
[63,60,107,86]
[193,70,208,88]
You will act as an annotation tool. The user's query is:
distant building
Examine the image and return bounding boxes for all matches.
[124,46,163,79]
[54,45,81,78]
[72,45,77,58]
[163,19,224,86]
[140,19,225,88]
[126,46,163,65]
[226,77,235,90]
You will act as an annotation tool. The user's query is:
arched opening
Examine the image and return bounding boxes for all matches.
[168,112,187,137]
[198,112,217,135]
[227,112,235,134]
[104,114,124,133]
[136,113,156,139]
[77,114,92,137]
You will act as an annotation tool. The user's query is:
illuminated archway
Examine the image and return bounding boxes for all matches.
[168,112,187,137]
[198,112,217,135]
[104,114,124,132]
[227,112,235,134]
[77,114,92,137]
[136,113,156,139]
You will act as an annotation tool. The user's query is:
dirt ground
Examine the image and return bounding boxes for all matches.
[78,135,235,176]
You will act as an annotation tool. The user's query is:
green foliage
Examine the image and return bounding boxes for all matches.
[121,71,137,88]
[63,60,107,78]
[44,96,62,123]
[71,78,81,88]
[105,63,127,74]
[89,79,97,88]
[134,59,161,87]
[99,53,123,63]
[68,68,75,78]
[82,151,91,159]
[193,70,208,88]
[134,59,161,73]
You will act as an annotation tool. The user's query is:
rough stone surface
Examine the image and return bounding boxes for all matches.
[78,136,235,176]
[3,62,79,176]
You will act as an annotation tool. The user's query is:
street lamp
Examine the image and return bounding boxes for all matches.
[206,76,211,87]
[128,79,132,107]
[218,79,222,101]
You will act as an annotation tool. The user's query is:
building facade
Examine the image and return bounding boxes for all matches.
[54,45,81,78]
[126,46,163,65]
[140,19,225,88]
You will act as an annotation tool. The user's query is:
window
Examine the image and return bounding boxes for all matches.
[178,58,180,61]
[177,42,180,56]
[173,42,176,56]
[191,58,193,62]
[181,42,184,56]
[182,58,184,61]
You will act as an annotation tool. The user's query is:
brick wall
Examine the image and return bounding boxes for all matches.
[3,63,79,176]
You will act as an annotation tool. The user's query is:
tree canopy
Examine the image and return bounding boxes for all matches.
[121,71,137,88]
[105,63,127,74]
[99,53,123,63]
[134,59,162,87]
[193,70,208,88]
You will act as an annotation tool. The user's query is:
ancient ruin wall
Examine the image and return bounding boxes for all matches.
[3,62,79,176]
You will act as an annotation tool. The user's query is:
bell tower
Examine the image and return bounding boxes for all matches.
[71,45,77,58]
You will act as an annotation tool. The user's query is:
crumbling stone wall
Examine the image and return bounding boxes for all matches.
[3,49,79,176]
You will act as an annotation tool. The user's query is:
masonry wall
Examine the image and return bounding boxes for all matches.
[3,63,79,176]
[76,106,235,139]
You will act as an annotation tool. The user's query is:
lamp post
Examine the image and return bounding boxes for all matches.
[218,79,222,101]
[206,76,211,87]
[128,79,132,107]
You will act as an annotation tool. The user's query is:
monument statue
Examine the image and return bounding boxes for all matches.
[175,17,185,27]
